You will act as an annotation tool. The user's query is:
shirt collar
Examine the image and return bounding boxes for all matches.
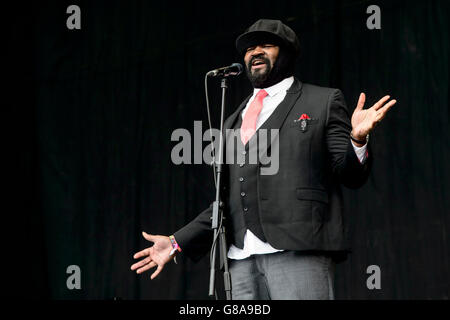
[253,76,295,98]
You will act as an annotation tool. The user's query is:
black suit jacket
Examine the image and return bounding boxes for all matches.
[174,77,372,262]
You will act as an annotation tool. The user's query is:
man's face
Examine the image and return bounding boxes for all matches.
[244,44,280,86]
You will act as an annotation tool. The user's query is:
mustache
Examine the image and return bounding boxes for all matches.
[247,55,271,69]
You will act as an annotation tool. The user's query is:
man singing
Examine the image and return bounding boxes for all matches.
[131,19,396,299]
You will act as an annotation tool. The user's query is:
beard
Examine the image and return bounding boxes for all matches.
[245,56,272,88]
[245,47,296,89]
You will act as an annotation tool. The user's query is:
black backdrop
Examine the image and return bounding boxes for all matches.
[4,0,449,299]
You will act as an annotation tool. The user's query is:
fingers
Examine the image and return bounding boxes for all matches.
[133,232,157,259]
[136,261,157,274]
[376,99,397,122]
[142,231,156,242]
[378,99,397,114]
[151,264,164,280]
[130,256,152,271]
[356,92,366,111]
[133,248,150,259]
[131,232,166,278]
[373,95,391,111]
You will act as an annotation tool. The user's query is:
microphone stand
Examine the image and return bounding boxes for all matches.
[208,77,232,300]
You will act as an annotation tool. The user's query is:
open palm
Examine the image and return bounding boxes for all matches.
[130,232,174,280]
[351,93,397,140]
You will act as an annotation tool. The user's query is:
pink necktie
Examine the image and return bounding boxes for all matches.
[241,89,268,145]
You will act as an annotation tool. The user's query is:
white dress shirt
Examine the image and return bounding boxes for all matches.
[227,76,368,260]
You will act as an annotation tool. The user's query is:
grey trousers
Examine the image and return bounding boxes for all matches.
[228,251,335,300]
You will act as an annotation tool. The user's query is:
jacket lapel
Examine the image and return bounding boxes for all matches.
[256,78,303,158]
[224,94,252,142]
[207,94,250,167]
[220,77,303,162]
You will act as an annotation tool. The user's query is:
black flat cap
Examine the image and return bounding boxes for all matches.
[235,19,300,56]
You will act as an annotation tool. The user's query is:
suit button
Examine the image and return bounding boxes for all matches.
[239,163,244,167]
[239,177,244,182]
[243,207,248,212]
[240,192,246,197]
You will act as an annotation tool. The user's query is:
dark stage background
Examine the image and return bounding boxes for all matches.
[4,0,449,299]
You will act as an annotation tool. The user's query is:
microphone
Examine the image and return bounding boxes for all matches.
[206,63,243,77]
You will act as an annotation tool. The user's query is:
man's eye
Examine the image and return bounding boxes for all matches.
[246,47,255,52]
[263,44,274,48]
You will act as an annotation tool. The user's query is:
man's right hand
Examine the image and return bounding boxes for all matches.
[130,232,175,280]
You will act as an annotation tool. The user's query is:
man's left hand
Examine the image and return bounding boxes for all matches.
[351,93,397,146]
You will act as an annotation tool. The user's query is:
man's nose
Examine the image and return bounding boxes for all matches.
[251,45,265,56]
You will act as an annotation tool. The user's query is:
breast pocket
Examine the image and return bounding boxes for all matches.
[289,119,319,133]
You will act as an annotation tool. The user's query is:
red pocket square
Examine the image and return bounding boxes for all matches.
[298,113,310,120]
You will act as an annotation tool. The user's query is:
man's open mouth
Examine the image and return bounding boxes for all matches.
[251,59,267,69]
